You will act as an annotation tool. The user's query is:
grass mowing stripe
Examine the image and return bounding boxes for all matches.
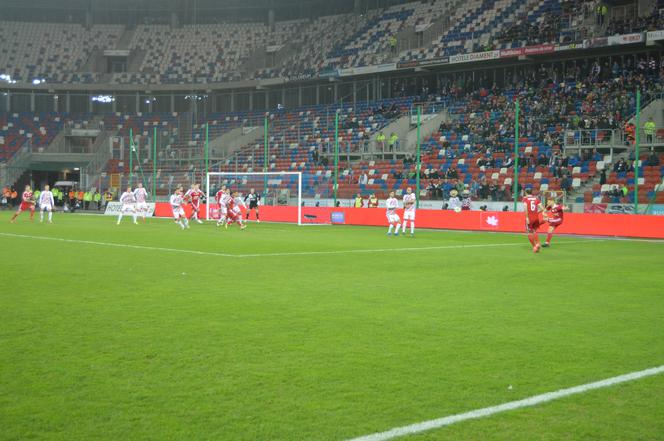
[0,232,599,258]
[346,365,664,441]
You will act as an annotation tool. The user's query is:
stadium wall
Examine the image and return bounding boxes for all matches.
[153,203,664,239]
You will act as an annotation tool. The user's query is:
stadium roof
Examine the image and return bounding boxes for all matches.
[0,0,412,24]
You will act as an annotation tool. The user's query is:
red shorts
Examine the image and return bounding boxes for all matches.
[526,218,541,232]
[19,201,35,212]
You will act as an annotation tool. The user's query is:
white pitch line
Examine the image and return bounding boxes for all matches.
[0,232,598,258]
[0,232,236,258]
[346,364,664,441]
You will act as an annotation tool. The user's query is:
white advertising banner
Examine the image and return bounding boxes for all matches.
[103,201,156,217]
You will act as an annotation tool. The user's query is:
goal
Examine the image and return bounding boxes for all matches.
[205,172,329,225]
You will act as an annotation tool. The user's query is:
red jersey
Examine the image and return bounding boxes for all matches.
[522,196,541,220]
[215,190,225,205]
[22,191,34,203]
[186,188,204,204]
[546,204,564,226]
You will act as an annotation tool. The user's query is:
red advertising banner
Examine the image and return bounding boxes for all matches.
[500,44,555,58]
[154,204,664,239]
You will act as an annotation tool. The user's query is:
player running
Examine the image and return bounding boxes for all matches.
[542,198,565,247]
[117,186,138,225]
[215,185,229,227]
[38,185,55,223]
[385,191,401,236]
[522,188,544,253]
[185,183,205,224]
[170,186,189,230]
[133,182,149,223]
[10,185,36,223]
[401,187,416,237]
[225,190,247,230]
[244,188,260,222]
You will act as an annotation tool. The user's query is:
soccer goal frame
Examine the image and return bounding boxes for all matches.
[205,171,303,225]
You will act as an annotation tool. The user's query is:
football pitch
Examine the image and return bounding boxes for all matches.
[1,211,663,441]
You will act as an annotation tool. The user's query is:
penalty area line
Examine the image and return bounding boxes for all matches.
[0,232,597,258]
[345,364,664,441]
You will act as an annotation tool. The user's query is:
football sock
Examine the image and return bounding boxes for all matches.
[410,222,415,234]
[546,233,552,244]
[48,211,52,222]
[117,213,123,223]
[401,222,406,233]
[388,225,393,234]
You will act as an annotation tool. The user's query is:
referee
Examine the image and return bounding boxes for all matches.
[244,188,260,222]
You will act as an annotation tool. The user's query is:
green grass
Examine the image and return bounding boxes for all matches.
[1,211,663,441]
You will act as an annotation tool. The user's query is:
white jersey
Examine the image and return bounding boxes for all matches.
[170,193,184,209]
[39,191,54,207]
[385,197,399,214]
[120,191,136,205]
[448,196,461,210]
[403,193,416,212]
[385,197,400,224]
[133,187,148,203]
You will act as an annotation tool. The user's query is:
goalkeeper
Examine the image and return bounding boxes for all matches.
[244,188,261,222]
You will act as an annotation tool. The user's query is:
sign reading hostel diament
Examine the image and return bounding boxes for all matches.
[448,50,500,64]
[103,202,156,217]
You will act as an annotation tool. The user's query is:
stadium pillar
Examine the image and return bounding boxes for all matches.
[264,116,269,197]
[334,111,339,206]
[153,127,157,201]
[634,89,641,214]
[512,100,520,212]
[205,123,209,189]
[416,106,421,209]
[129,128,134,188]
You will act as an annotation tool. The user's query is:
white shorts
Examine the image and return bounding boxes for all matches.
[387,213,400,224]
[219,206,228,216]
[40,204,52,212]
[404,209,416,221]
[136,202,148,212]
[172,206,185,219]
[121,204,135,213]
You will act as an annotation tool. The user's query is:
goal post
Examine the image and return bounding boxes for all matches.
[206,171,319,225]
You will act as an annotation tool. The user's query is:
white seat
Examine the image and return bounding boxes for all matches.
[592,196,603,203]
[596,161,605,170]
[500,167,507,175]
[457,158,465,165]
[572,166,581,175]
[491,172,499,180]
[539,183,549,191]
[534,172,542,180]
[572,178,581,187]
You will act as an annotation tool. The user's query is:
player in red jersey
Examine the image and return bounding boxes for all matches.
[10,185,36,223]
[185,183,205,224]
[225,190,247,230]
[542,198,565,247]
[522,188,544,253]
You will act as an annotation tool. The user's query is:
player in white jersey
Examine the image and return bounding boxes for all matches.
[216,187,231,227]
[170,186,189,229]
[133,182,149,222]
[38,185,55,223]
[185,183,205,224]
[117,186,138,225]
[385,191,401,236]
[401,187,416,236]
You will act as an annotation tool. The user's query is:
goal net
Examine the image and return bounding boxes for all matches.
[205,172,330,225]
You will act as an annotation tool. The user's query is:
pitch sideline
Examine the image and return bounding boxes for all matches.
[0,231,599,258]
[346,364,664,441]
